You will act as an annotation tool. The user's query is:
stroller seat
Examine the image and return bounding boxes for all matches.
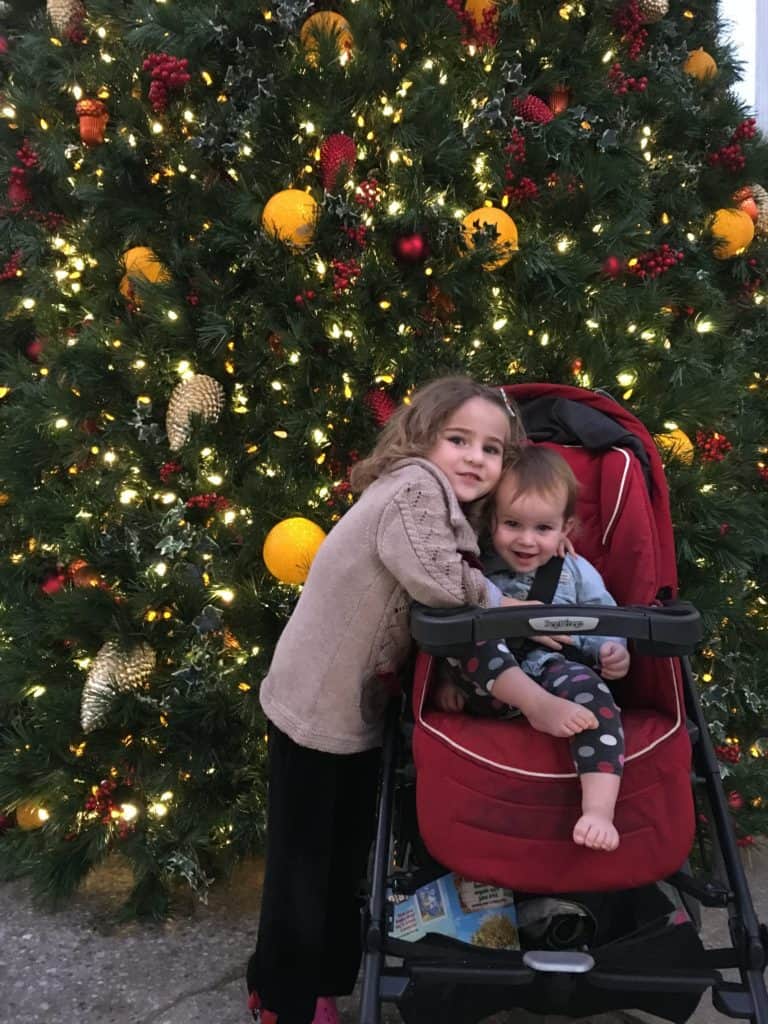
[411,401,695,895]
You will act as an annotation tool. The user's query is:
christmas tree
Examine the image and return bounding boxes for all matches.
[0,0,767,916]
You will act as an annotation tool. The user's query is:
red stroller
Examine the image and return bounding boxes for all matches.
[359,384,768,1024]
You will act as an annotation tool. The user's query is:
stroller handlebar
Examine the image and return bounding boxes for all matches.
[410,600,702,658]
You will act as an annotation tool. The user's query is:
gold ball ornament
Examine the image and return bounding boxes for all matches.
[637,0,668,23]
[710,208,755,260]
[461,207,519,269]
[15,801,48,830]
[300,11,354,67]
[119,246,170,301]
[166,374,225,451]
[262,190,318,250]
[263,517,327,585]
[654,428,694,464]
[683,48,717,81]
[80,640,156,733]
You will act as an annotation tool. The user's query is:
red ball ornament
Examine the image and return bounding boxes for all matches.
[40,566,67,595]
[602,255,624,278]
[728,790,744,811]
[393,232,430,264]
[25,337,45,362]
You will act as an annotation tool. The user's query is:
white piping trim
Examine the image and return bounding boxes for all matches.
[417,657,682,780]
[602,447,632,546]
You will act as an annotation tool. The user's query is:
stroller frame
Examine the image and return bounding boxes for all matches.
[359,382,768,1024]
[359,653,768,1023]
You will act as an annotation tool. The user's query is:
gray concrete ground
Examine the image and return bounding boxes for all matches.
[1,848,767,1024]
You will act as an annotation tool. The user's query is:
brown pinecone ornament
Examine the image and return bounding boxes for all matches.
[47,0,85,37]
[637,0,668,23]
[80,641,156,733]
[319,133,357,192]
[166,374,225,451]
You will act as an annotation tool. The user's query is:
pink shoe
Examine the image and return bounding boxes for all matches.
[312,997,339,1024]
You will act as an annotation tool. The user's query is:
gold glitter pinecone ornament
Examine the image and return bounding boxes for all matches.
[80,640,156,733]
[750,184,768,237]
[637,0,668,23]
[47,0,85,36]
[166,374,225,451]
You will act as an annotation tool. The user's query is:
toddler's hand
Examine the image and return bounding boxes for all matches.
[432,678,467,713]
[531,634,573,651]
[500,596,543,607]
[557,535,577,558]
[599,641,630,680]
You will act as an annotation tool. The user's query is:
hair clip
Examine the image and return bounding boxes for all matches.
[498,388,517,418]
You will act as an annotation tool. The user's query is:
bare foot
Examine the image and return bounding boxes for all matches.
[573,812,619,851]
[524,690,598,738]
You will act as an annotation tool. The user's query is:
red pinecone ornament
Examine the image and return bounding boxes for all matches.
[365,389,397,426]
[319,133,357,192]
[511,95,554,125]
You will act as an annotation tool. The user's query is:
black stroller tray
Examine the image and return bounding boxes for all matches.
[410,600,702,658]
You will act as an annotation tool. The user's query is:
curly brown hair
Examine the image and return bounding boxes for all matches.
[349,376,526,494]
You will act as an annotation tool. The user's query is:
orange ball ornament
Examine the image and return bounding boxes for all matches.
[300,11,354,67]
[654,428,694,464]
[15,801,48,830]
[262,189,318,249]
[464,0,498,30]
[119,246,170,300]
[710,208,755,260]
[75,98,108,146]
[263,517,327,585]
[461,206,519,269]
[683,48,717,81]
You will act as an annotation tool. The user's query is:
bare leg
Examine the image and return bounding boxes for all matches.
[573,773,621,851]
[490,666,598,738]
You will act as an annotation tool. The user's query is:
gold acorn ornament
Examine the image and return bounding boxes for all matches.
[75,98,108,146]
[47,0,85,38]
[263,517,327,585]
[710,208,755,260]
[166,374,225,451]
[637,0,668,23]
[461,207,519,269]
[80,640,156,733]
[262,189,318,249]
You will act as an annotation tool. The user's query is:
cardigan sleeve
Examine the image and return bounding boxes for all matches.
[375,474,491,608]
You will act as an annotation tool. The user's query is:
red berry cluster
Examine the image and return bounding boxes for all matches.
[696,430,733,462]
[0,249,21,281]
[185,493,230,511]
[546,171,579,194]
[608,62,648,94]
[627,243,683,279]
[354,178,382,209]
[344,224,368,247]
[331,257,361,293]
[84,779,118,824]
[714,742,742,764]
[444,0,499,48]
[159,460,182,483]
[7,139,38,207]
[143,53,191,113]
[15,139,38,170]
[365,388,398,426]
[512,95,554,125]
[503,175,539,203]
[739,257,762,301]
[612,0,648,60]
[505,127,526,164]
[707,118,757,173]
[294,288,317,306]
[728,790,744,811]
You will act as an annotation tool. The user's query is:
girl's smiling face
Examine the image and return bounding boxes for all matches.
[426,397,509,504]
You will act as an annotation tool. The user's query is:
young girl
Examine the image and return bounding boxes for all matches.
[247,376,525,1024]
[434,446,630,853]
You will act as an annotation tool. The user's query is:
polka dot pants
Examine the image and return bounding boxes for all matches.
[449,646,625,777]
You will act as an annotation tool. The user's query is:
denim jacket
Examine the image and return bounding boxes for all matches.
[482,552,627,676]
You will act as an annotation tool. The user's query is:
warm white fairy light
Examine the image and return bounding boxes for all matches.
[119,488,138,504]
[215,588,235,604]
[153,562,167,577]
[54,417,68,429]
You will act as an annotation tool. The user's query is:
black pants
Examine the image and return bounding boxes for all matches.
[247,723,381,1024]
